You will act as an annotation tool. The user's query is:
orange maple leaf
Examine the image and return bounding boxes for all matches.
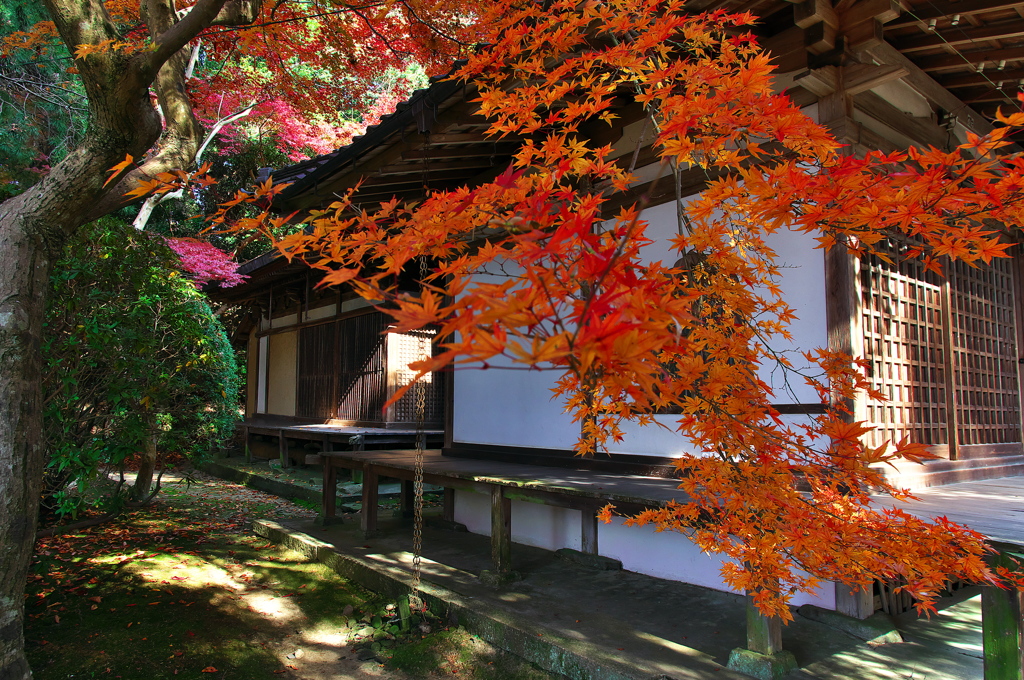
[103,154,133,188]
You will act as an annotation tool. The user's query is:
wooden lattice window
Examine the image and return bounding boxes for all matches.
[949,258,1021,446]
[860,243,1021,457]
[296,322,337,419]
[295,312,444,426]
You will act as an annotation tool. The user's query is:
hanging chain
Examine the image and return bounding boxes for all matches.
[410,255,428,601]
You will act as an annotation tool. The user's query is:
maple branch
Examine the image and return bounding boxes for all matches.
[199,3,388,35]
[395,0,475,47]
[132,104,255,230]
[145,0,231,73]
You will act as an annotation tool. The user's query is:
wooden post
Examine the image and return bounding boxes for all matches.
[279,432,289,468]
[442,488,456,522]
[835,583,874,620]
[243,426,251,463]
[746,592,784,656]
[322,460,338,522]
[983,548,1024,680]
[940,278,960,460]
[728,589,797,677]
[581,507,599,555]
[401,480,415,518]
[360,463,379,536]
[490,486,512,575]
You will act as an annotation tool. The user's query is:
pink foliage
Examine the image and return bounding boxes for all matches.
[166,237,246,288]
[193,77,417,162]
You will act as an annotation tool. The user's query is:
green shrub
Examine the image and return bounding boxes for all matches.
[42,218,240,516]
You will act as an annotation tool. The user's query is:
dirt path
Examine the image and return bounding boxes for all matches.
[159,471,409,680]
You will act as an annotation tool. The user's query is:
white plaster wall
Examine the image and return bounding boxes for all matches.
[452,489,836,609]
[452,195,829,454]
[304,303,336,322]
[270,313,298,329]
[453,358,579,449]
[758,227,829,405]
[256,335,269,414]
[455,490,582,552]
[605,416,695,457]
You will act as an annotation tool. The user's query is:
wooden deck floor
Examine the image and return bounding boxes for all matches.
[885,476,1024,547]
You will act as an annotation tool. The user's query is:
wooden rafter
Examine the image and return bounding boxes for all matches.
[888,0,1024,30]
[855,40,996,135]
[915,45,1024,72]
[895,21,1024,53]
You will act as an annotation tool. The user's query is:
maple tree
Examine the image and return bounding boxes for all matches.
[0,1,475,677]
[216,0,1024,622]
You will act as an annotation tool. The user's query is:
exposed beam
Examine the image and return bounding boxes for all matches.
[895,22,1024,54]
[795,0,839,29]
[359,168,481,190]
[962,86,1024,104]
[763,25,810,72]
[853,90,951,149]
[846,62,909,92]
[855,40,995,135]
[426,132,521,144]
[839,0,900,27]
[794,62,908,96]
[282,101,485,211]
[888,0,1024,30]
[399,145,521,161]
[375,158,500,176]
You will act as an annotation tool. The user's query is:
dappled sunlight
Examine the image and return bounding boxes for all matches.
[122,553,248,593]
[242,590,305,620]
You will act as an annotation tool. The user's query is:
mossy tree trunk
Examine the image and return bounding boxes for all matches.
[134,413,160,502]
[0,1,238,675]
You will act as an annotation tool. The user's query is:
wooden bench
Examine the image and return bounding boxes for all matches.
[314,448,834,673]
[316,449,687,578]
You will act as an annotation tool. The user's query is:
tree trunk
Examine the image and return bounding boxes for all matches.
[134,414,159,501]
[0,2,234,675]
[0,206,53,680]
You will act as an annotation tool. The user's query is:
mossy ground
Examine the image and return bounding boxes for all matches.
[25,472,561,680]
[385,627,557,680]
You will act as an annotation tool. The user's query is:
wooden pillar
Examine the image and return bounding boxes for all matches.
[940,278,961,460]
[360,463,379,536]
[279,431,289,468]
[322,460,338,521]
[490,486,512,575]
[746,593,784,656]
[581,507,599,555]
[243,426,251,463]
[442,488,456,522]
[984,548,1024,680]
[401,480,415,518]
[728,590,797,677]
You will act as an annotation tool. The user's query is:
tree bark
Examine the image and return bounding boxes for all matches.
[0,2,233,676]
[134,413,159,501]
[0,205,51,680]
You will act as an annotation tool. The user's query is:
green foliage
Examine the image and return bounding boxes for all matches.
[42,218,240,516]
[0,1,85,200]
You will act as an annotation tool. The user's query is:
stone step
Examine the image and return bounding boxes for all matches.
[881,455,1024,491]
